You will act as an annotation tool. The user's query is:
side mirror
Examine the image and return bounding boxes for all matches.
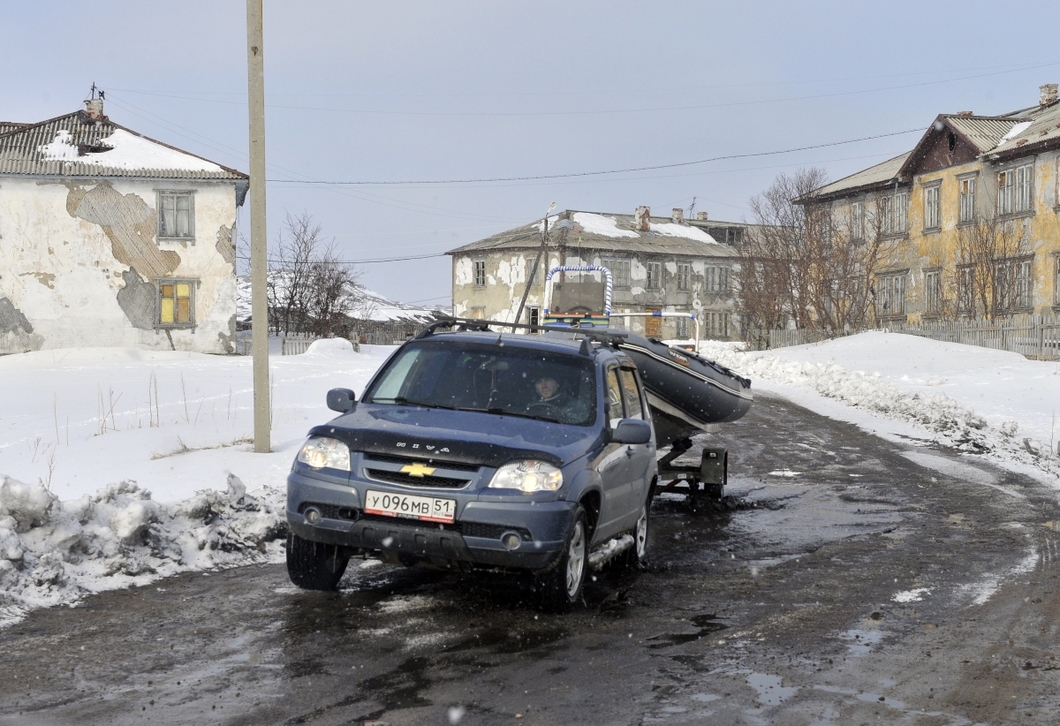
[326,388,357,413]
[611,418,652,445]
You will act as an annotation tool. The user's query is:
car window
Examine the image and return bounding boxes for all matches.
[364,340,597,425]
[606,367,624,427]
[618,368,644,419]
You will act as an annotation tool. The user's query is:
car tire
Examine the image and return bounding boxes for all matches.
[536,505,588,612]
[286,532,348,590]
[619,492,651,571]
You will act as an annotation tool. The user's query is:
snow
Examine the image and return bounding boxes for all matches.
[2,328,1058,626]
[698,331,1060,485]
[995,121,1033,148]
[571,212,639,238]
[649,221,717,244]
[38,128,225,172]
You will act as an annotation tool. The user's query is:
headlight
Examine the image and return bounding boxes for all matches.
[488,460,562,493]
[297,436,351,471]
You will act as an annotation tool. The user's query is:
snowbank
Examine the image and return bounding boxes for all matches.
[0,474,286,628]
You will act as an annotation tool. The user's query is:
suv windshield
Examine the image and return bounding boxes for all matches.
[365,340,597,426]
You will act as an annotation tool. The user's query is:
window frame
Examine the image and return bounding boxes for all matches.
[850,200,864,241]
[998,162,1034,217]
[473,259,486,288]
[877,270,908,318]
[158,278,196,328]
[602,257,631,289]
[924,268,942,315]
[676,262,691,291]
[645,261,662,290]
[958,173,977,225]
[156,190,196,242]
[922,182,941,232]
[957,264,976,316]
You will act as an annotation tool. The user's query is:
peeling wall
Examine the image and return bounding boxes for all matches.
[0,177,239,355]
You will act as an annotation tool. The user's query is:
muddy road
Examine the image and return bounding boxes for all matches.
[3,392,1060,725]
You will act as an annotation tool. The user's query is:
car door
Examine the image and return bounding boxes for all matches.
[594,364,654,539]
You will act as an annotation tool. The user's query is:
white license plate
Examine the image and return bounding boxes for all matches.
[364,490,456,524]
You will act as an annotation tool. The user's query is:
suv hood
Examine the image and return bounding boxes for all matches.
[310,404,601,469]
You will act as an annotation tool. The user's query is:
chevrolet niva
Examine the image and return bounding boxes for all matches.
[285,322,658,610]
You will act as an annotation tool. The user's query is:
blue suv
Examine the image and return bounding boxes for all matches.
[285,322,658,610]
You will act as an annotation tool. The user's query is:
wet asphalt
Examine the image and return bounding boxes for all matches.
[3,392,1060,725]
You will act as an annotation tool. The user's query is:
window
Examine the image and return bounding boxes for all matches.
[618,368,644,419]
[470,306,485,320]
[881,191,909,235]
[957,265,976,315]
[645,261,661,290]
[527,306,540,329]
[878,272,906,317]
[159,280,194,327]
[999,164,1034,215]
[923,183,941,231]
[1016,164,1034,213]
[157,191,194,240]
[959,176,976,224]
[1055,256,1060,305]
[850,201,864,240]
[706,312,730,338]
[602,258,631,289]
[924,269,942,314]
[605,368,624,426]
[676,263,691,291]
[705,266,730,294]
[674,316,689,339]
[995,257,1033,311]
[473,260,486,287]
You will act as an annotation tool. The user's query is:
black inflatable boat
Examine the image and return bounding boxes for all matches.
[617,333,752,447]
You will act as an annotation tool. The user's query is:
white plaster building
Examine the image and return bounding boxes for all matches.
[0,95,248,355]
[447,207,739,340]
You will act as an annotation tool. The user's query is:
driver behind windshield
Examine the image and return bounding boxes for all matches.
[527,375,589,425]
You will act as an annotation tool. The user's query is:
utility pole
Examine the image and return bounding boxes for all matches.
[247,0,270,452]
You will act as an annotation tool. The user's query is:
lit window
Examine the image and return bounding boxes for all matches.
[157,191,194,240]
[159,280,194,326]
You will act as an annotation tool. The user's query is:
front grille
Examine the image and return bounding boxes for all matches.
[364,468,471,489]
[363,453,481,473]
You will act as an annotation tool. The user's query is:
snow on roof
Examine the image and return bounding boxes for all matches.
[649,220,715,243]
[994,120,1033,148]
[38,128,225,173]
[570,212,639,238]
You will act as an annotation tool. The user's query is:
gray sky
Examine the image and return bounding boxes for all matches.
[4,1,1058,306]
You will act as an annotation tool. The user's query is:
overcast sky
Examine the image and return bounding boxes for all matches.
[4,1,1058,305]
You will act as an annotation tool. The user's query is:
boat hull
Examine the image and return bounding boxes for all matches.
[617,334,752,447]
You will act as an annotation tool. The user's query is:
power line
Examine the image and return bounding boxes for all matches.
[236,252,445,266]
[266,128,921,186]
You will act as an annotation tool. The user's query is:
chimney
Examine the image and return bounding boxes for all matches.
[84,97,104,121]
[1040,83,1058,107]
[696,211,708,221]
[671,207,684,223]
[634,205,650,232]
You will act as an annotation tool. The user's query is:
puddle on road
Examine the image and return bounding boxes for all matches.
[838,628,885,656]
[646,613,727,649]
[746,672,798,706]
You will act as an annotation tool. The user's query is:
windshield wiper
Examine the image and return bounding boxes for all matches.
[388,397,456,410]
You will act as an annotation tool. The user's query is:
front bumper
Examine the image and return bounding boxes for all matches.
[286,468,575,571]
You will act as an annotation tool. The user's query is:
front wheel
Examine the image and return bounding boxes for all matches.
[536,506,588,612]
[286,532,348,590]
[619,494,650,571]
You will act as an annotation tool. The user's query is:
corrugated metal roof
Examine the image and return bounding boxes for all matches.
[447,210,736,258]
[944,115,1029,153]
[805,152,911,199]
[990,102,1060,155]
[0,122,29,136]
[0,110,247,180]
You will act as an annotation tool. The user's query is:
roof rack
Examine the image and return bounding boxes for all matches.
[416,316,629,348]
